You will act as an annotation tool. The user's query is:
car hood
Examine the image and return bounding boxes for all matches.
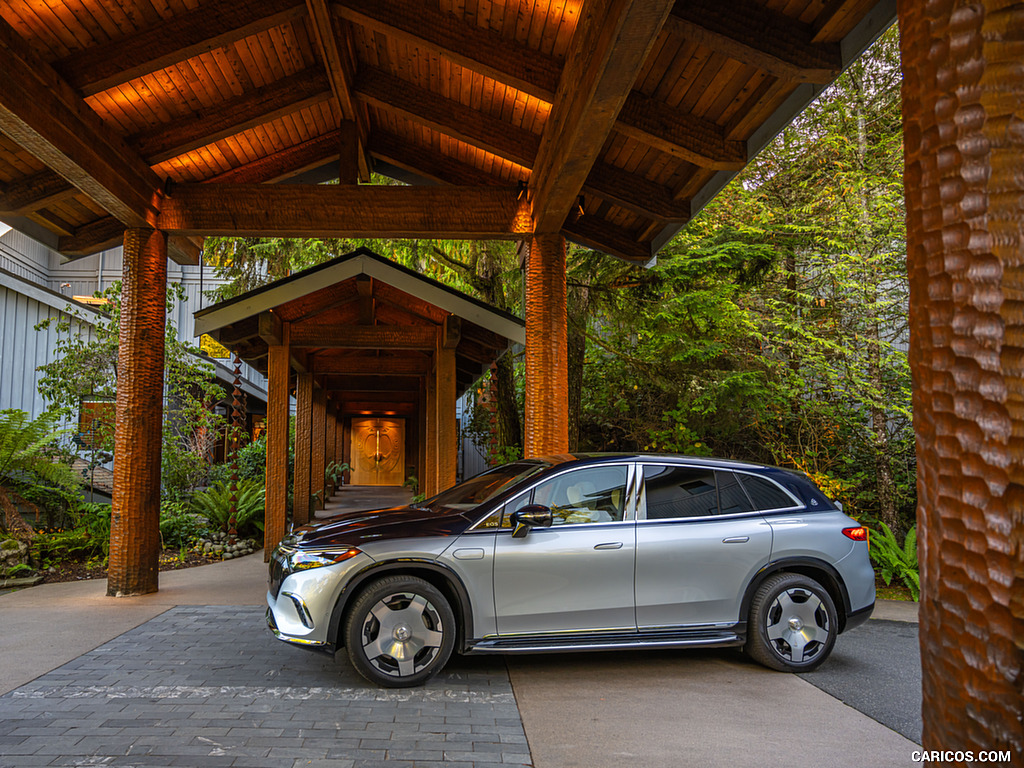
[293,505,473,549]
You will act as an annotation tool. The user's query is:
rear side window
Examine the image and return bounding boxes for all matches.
[643,465,717,519]
[717,472,754,515]
[738,475,796,511]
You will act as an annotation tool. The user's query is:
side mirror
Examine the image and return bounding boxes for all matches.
[510,504,553,538]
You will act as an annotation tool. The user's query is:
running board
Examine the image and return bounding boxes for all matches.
[467,629,743,654]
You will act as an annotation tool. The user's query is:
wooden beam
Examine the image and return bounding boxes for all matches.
[130,69,333,164]
[0,17,162,228]
[664,0,841,83]
[354,68,539,167]
[323,376,421,392]
[291,324,438,350]
[305,0,371,181]
[0,169,76,215]
[158,184,532,239]
[259,312,284,346]
[207,131,342,184]
[312,356,432,376]
[584,162,690,222]
[53,0,307,97]
[616,91,747,170]
[167,236,201,267]
[562,216,652,264]
[334,0,560,102]
[530,0,674,233]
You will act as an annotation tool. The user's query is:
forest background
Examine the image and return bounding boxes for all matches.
[205,29,912,537]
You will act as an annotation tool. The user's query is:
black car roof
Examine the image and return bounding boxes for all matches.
[534,452,776,472]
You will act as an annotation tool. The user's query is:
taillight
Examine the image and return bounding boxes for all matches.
[843,527,868,541]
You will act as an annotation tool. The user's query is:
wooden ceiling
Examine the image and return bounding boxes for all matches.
[0,0,895,266]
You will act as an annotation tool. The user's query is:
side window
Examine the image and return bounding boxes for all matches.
[738,474,796,511]
[717,471,753,515]
[500,490,533,529]
[532,466,628,525]
[643,465,717,519]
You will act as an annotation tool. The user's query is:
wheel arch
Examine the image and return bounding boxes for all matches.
[327,560,475,651]
[741,557,852,632]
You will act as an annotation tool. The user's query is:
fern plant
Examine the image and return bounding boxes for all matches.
[191,479,265,538]
[869,522,919,601]
[0,409,80,538]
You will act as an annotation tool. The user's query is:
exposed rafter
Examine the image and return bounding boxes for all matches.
[305,0,371,181]
[207,131,343,184]
[665,0,842,84]
[563,215,652,264]
[334,0,561,102]
[310,355,432,375]
[0,17,162,229]
[617,91,747,170]
[157,184,532,239]
[291,324,438,349]
[52,0,307,96]
[530,0,674,233]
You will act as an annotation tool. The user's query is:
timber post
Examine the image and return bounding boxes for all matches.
[264,320,289,560]
[424,364,438,498]
[436,315,460,491]
[311,383,327,509]
[900,0,1024,755]
[293,373,313,526]
[107,228,167,597]
[524,233,569,457]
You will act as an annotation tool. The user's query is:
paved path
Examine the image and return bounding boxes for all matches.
[1,540,926,767]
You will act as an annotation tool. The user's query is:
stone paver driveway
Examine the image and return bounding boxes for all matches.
[0,606,531,768]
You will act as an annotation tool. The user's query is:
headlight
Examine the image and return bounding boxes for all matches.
[290,547,362,571]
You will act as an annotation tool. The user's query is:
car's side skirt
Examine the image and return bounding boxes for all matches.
[465,625,745,654]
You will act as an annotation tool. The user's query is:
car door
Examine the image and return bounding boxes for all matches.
[492,463,637,636]
[634,464,772,629]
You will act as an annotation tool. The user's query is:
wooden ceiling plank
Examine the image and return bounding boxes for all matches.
[207,130,342,184]
[53,0,307,97]
[529,0,675,233]
[616,90,746,170]
[664,0,841,84]
[291,324,438,350]
[304,0,372,180]
[355,67,540,167]
[334,0,561,102]
[0,16,161,228]
[312,356,432,376]
[157,183,533,239]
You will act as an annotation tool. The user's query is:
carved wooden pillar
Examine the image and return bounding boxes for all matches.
[425,364,438,498]
[524,233,569,457]
[900,0,1024,755]
[107,228,167,597]
[265,334,289,560]
[418,380,427,497]
[311,384,326,509]
[293,373,313,526]
[437,316,459,491]
[325,401,337,497]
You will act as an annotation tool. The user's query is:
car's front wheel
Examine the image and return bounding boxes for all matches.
[344,575,456,687]
[744,572,837,672]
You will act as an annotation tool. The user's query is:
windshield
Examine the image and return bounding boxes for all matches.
[420,461,549,513]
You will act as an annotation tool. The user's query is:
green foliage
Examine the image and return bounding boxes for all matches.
[237,436,268,482]
[326,460,349,486]
[0,410,81,493]
[191,480,265,538]
[5,563,34,578]
[159,501,206,551]
[869,523,920,601]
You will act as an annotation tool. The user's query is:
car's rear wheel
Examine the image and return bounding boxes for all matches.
[344,575,455,688]
[745,572,837,672]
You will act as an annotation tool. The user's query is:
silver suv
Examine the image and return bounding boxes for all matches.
[267,454,875,687]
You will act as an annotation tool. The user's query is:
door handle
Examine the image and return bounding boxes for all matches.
[594,542,623,550]
[722,536,749,544]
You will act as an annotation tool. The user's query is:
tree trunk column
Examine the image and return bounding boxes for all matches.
[107,228,167,597]
[900,0,1023,755]
[524,233,569,457]
[264,337,289,560]
[293,373,313,526]
[311,384,326,509]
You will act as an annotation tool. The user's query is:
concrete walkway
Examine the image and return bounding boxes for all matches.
[1,536,922,767]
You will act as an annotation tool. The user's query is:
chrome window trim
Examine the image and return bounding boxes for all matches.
[635,462,801,521]
[466,462,638,531]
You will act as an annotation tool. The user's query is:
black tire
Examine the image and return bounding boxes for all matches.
[744,572,837,672]
[343,575,456,688]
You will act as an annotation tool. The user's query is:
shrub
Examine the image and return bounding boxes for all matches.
[191,479,265,538]
[159,501,207,550]
[869,523,919,601]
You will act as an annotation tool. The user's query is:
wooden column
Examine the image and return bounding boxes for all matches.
[107,228,167,597]
[436,315,459,491]
[311,384,327,509]
[264,331,289,560]
[335,414,346,484]
[524,233,569,457]
[417,380,427,497]
[424,364,438,498]
[293,373,313,526]
[342,417,352,485]
[900,0,1023,756]
[325,401,337,497]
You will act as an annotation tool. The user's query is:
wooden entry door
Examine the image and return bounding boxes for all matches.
[349,418,405,486]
